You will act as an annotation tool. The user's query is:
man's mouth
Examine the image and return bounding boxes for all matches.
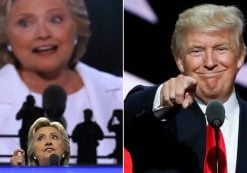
[197,70,224,77]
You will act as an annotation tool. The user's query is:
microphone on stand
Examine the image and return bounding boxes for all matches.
[42,85,67,128]
[206,100,225,173]
[206,100,225,128]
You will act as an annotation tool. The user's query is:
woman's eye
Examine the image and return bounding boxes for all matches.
[18,19,31,28]
[52,135,58,140]
[37,136,44,141]
[51,16,63,24]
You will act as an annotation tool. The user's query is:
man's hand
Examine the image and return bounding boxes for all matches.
[160,74,197,109]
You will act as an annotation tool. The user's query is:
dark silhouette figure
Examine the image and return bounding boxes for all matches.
[16,94,44,162]
[107,109,123,164]
[72,109,104,165]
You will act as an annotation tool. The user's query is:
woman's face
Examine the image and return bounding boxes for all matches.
[33,126,64,166]
[6,0,77,73]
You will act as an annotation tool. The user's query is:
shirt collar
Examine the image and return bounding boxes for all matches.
[195,89,238,121]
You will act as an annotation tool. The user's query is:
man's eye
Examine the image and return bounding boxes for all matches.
[216,47,229,54]
[218,47,228,50]
[189,50,203,57]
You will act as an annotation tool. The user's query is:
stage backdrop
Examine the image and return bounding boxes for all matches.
[124,0,247,100]
[83,0,122,77]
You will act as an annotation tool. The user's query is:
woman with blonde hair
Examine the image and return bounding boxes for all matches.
[11,117,70,166]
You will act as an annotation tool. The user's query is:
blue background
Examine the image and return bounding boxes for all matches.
[0,166,122,173]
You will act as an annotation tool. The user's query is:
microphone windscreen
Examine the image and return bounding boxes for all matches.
[206,100,225,128]
[42,85,67,118]
[49,154,60,166]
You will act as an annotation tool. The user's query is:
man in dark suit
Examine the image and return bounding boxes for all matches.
[125,4,247,173]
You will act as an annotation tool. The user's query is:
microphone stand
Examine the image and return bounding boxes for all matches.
[214,127,220,173]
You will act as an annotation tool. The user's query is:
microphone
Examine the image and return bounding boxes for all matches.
[42,85,67,127]
[205,100,225,173]
[49,154,60,166]
[206,100,225,128]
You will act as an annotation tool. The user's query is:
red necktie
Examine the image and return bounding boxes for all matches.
[124,148,133,173]
[204,125,227,173]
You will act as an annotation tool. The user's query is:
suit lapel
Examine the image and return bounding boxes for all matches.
[235,98,247,173]
[175,101,207,171]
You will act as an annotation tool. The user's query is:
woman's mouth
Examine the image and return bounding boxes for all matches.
[44,147,55,152]
[32,45,58,54]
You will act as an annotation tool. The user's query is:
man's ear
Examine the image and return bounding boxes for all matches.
[175,56,184,72]
[237,49,246,69]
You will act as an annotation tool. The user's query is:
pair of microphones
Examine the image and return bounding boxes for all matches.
[43,85,65,166]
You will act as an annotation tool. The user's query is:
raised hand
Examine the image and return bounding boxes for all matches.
[160,74,197,109]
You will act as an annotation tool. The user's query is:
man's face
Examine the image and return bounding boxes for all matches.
[176,29,245,103]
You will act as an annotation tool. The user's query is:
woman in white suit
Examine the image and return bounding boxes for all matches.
[0,0,122,164]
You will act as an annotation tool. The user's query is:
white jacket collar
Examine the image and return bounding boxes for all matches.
[75,62,123,116]
[0,63,123,105]
[0,64,29,103]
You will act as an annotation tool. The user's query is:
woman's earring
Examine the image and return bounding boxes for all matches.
[74,39,78,46]
[7,44,13,52]
[62,154,65,158]
[33,156,37,160]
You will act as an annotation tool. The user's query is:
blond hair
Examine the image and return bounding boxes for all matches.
[171,4,246,58]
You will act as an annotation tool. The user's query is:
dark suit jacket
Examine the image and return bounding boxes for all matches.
[124,85,247,173]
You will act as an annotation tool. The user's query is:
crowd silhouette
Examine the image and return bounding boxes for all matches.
[16,99,123,165]
[72,109,104,165]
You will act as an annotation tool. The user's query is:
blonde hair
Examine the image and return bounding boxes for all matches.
[27,117,70,166]
[171,4,246,58]
[0,0,91,68]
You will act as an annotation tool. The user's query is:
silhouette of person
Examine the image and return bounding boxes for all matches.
[107,109,123,164]
[72,109,104,165]
[16,94,44,162]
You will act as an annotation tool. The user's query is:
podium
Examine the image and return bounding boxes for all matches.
[0,166,122,173]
